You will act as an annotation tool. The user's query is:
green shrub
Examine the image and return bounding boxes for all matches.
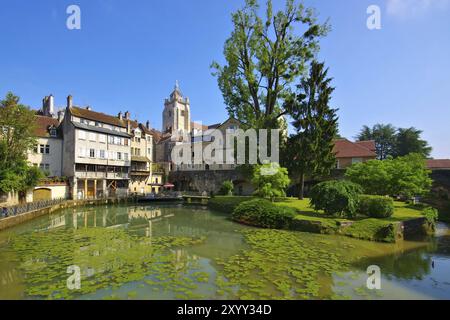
[232,199,297,229]
[422,207,438,226]
[358,195,394,218]
[309,180,363,218]
[208,196,255,213]
[219,180,234,196]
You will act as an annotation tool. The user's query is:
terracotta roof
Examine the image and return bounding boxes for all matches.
[333,139,377,158]
[191,121,209,131]
[34,116,60,138]
[355,140,376,152]
[70,106,127,128]
[139,123,152,135]
[72,122,131,138]
[426,159,450,170]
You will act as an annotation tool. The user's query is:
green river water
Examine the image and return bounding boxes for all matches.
[0,203,449,300]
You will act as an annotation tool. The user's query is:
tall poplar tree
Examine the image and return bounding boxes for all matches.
[211,0,329,129]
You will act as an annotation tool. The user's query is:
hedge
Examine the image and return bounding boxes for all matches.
[208,196,255,213]
[232,199,297,229]
[358,195,394,218]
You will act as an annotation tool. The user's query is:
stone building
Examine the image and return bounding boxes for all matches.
[61,96,132,199]
[28,115,63,177]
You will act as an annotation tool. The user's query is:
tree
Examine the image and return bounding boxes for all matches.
[0,92,42,194]
[211,0,329,129]
[345,154,432,198]
[356,124,396,160]
[252,163,290,200]
[394,127,432,158]
[283,61,339,199]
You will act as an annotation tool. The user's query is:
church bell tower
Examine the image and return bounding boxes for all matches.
[162,81,191,135]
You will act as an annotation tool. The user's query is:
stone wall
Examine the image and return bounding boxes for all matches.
[0,198,137,231]
[169,170,253,195]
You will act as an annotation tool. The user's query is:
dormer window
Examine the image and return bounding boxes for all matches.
[49,126,57,137]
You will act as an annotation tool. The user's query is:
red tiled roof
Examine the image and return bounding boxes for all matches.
[34,116,60,138]
[333,139,377,158]
[191,121,209,131]
[355,140,376,152]
[70,106,127,128]
[426,159,450,170]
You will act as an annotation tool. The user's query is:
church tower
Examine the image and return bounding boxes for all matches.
[162,81,191,135]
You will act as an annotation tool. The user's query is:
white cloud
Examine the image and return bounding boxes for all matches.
[386,0,450,19]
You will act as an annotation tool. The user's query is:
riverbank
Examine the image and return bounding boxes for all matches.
[0,197,138,231]
[208,196,433,243]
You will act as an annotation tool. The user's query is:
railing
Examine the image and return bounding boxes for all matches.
[0,198,66,220]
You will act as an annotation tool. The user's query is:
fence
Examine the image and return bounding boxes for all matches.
[0,198,66,220]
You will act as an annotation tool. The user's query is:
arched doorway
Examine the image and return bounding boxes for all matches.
[33,188,52,201]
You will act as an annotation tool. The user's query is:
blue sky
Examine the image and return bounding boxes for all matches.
[1,0,449,158]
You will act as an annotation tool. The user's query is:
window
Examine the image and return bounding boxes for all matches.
[95,121,100,127]
[124,153,129,161]
[124,138,129,146]
[89,149,95,158]
[79,130,86,140]
[100,150,105,159]
[39,144,50,154]
[148,148,152,156]
[136,148,141,156]
[117,152,122,160]
[89,132,96,141]
[181,110,185,116]
[34,145,38,153]
[49,128,57,137]
[336,160,340,169]
[99,134,106,143]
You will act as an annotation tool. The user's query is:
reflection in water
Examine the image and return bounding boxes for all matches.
[0,204,448,300]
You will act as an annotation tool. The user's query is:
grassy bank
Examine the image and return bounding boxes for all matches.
[208,196,429,243]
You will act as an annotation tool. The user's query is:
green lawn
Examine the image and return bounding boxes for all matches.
[208,196,428,243]
[273,198,426,242]
[274,198,423,222]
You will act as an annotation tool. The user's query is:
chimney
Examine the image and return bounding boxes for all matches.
[48,94,54,115]
[124,111,130,120]
[67,95,73,109]
[118,112,123,120]
[146,120,150,129]
[57,110,64,122]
